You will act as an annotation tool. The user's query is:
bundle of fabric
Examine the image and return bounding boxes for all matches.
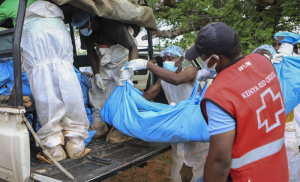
[74,67,96,145]
[0,59,32,96]
[74,67,92,107]
[52,0,157,30]
[74,67,94,126]
[100,80,210,143]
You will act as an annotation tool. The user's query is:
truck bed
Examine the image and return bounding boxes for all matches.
[30,137,171,182]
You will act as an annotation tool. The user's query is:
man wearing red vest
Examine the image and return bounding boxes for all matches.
[186,22,289,182]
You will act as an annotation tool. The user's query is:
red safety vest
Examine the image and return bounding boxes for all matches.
[201,53,288,182]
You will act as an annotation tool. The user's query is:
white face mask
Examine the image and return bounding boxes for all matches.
[80,20,93,36]
[202,54,219,75]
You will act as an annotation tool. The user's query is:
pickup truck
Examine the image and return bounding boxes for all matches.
[0,0,171,181]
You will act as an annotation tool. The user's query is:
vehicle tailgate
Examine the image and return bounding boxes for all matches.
[30,138,170,182]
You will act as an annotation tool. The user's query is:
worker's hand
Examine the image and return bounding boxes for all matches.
[271,43,293,64]
[196,69,214,81]
[170,102,176,106]
[95,74,107,91]
[127,59,148,71]
[118,68,134,86]
[271,53,284,64]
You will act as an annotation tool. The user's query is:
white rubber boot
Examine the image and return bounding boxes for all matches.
[44,145,66,162]
[91,120,108,138]
[65,137,85,159]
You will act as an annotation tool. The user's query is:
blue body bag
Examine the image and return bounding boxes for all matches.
[101,80,210,143]
[273,56,300,114]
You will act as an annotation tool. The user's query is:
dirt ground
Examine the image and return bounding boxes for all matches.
[106,150,173,182]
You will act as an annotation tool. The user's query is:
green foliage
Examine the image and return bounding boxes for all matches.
[149,0,300,55]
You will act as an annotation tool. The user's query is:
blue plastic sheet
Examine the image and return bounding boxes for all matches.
[274,32,300,44]
[0,60,32,96]
[101,80,210,143]
[252,43,300,114]
[273,56,300,114]
[74,67,95,143]
[74,67,92,106]
[85,130,97,146]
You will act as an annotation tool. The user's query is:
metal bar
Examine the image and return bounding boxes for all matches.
[146,28,153,60]
[0,28,14,36]
[69,24,77,56]
[13,0,27,107]
[193,59,203,70]
[138,48,148,52]
[0,49,13,56]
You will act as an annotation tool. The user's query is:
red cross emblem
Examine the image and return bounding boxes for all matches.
[256,87,285,133]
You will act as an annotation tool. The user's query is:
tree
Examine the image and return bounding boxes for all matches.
[145,0,300,54]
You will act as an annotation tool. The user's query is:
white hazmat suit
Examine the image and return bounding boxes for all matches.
[21,1,89,160]
[89,45,129,141]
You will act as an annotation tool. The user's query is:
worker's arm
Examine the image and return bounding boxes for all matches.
[203,101,236,182]
[203,129,235,182]
[113,24,138,61]
[87,48,100,74]
[0,8,7,26]
[80,32,100,75]
[128,42,138,61]
[143,79,162,101]
[147,62,197,85]
[0,0,16,26]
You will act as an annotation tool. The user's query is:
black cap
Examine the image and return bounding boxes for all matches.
[185,22,236,60]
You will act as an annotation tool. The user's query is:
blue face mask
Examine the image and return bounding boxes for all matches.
[80,20,93,36]
[163,61,178,72]
[80,28,93,36]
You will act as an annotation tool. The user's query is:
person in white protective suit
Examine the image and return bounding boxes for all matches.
[89,45,137,142]
[119,45,213,182]
[270,33,300,182]
[71,8,139,140]
[21,1,90,161]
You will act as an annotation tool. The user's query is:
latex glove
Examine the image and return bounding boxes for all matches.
[271,43,293,64]
[95,74,107,91]
[196,69,214,81]
[170,102,176,106]
[271,53,284,64]
[118,68,134,86]
[127,59,148,71]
